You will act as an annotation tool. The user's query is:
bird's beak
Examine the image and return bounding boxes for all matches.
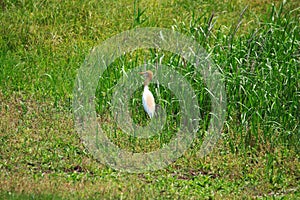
[139,72,147,77]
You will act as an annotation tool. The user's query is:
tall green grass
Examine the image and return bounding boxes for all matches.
[220,3,299,153]
[94,2,299,154]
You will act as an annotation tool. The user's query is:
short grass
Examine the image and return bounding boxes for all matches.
[1,0,299,199]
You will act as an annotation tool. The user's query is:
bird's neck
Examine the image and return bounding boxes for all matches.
[144,79,150,87]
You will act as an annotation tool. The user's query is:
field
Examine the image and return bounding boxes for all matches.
[0,0,299,199]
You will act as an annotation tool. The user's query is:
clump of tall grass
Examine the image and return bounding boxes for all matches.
[175,3,299,153]
[220,4,299,153]
[96,3,299,155]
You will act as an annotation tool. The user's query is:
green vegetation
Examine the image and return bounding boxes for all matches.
[1,0,299,199]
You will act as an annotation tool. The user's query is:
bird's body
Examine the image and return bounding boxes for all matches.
[142,85,155,118]
[139,70,155,118]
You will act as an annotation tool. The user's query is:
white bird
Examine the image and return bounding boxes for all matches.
[139,70,155,118]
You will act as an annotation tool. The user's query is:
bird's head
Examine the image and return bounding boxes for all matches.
[139,70,153,81]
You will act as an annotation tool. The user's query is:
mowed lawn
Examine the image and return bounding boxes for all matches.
[0,0,299,199]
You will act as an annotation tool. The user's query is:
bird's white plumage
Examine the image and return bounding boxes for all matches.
[142,85,155,118]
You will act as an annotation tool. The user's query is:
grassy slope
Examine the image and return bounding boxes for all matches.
[1,0,299,199]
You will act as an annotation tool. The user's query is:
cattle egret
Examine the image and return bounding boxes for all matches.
[139,70,155,118]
